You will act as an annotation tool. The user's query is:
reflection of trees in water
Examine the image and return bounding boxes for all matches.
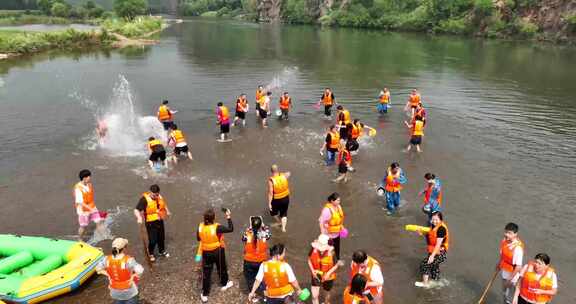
[116,45,153,58]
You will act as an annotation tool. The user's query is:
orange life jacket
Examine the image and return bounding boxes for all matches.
[143,192,167,222]
[105,255,133,290]
[243,230,268,263]
[170,130,186,144]
[520,262,556,303]
[256,89,263,103]
[499,239,524,273]
[322,93,333,106]
[270,174,290,200]
[427,222,450,253]
[339,110,351,125]
[263,260,294,297]
[148,139,162,150]
[237,97,248,112]
[309,248,336,281]
[199,223,224,251]
[424,183,443,206]
[218,106,230,123]
[350,123,362,140]
[75,182,95,212]
[384,172,402,192]
[279,96,291,110]
[343,286,370,304]
[338,150,352,166]
[325,203,344,234]
[329,131,340,150]
[157,105,172,121]
[409,93,421,106]
[412,120,424,136]
[350,256,380,297]
[379,92,390,104]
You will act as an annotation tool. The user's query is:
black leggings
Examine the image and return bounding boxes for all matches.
[146,220,165,255]
[328,236,341,260]
[202,247,229,296]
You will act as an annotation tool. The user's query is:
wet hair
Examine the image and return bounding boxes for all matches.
[352,250,368,264]
[325,87,330,90]
[415,115,423,121]
[148,136,155,141]
[535,253,550,265]
[266,91,272,96]
[390,162,400,169]
[431,211,443,221]
[270,243,285,257]
[78,169,91,181]
[171,124,178,130]
[162,100,169,105]
[505,222,519,233]
[111,247,123,257]
[283,92,288,95]
[327,192,340,203]
[329,125,337,131]
[241,93,246,97]
[258,85,263,88]
[217,102,223,107]
[349,274,367,295]
[149,184,160,194]
[204,209,215,225]
[250,216,263,248]
[353,119,360,124]
[424,173,435,180]
[336,105,343,110]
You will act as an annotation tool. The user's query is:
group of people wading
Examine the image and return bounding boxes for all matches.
[81,87,558,304]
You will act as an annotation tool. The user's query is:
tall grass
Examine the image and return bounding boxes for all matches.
[0,29,114,54]
[100,16,163,38]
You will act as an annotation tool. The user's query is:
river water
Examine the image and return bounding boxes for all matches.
[0,19,575,303]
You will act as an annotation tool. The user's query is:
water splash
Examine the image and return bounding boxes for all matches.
[264,67,298,95]
[87,206,129,245]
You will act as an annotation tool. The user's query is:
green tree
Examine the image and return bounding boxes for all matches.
[51,2,70,17]
[38,0,55,14]
[114,0,148,19]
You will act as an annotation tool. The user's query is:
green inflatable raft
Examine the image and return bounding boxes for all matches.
[0,234,103,303]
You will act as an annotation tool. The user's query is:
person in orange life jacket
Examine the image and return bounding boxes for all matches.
[320,88,336,117]
[405,89,421,118]
[404,115,424,153]
[197,208,234,302]
[343,274,371,304]
[377,88,391,114]
[349,250,384,304]
[134,184,171,262]
[268,164,291,232]
[255,85,264,117]
[378,162,407,215]
[512,253,558,304]
[334,145,353,183]
[157,100,177,131]
[168,124,193,163]
[418,173,442,221]
[147,136,167,169]
[416,211,449,288]
[413,102,427,125]
[318,193,346,260]
[248,243,304,304]
[242,216,271,295]
[216,102,231,141]
[497,223,524,304]
[279,92,292,120]
[233,93,249,127]
[258,91,271,128]
[320,125,340,166]
[74,169,104,241]
[308,234,344,304]
[336,105,352,141]
[96,238,144,304]
[346,119,364,155]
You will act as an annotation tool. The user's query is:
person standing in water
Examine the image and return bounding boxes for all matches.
[96,119,108,143]
[416,211,449,288]
[318,193,345,260]
[248,244,304,304]
[268,165,291,232]
[279,92,292,120]
[419,173,442,220]
[497,223,524,304]
[147,137,167,169]
[157,100,176,131]
[512,253,558,304]
[404,115,425,153]
[259,91,271,128]
[217,102,231,142]
[334,145,352,183]
[233,93,249,127]
[378,162,407,215]
[377,88,391,114]
[74,169,104,241]
[320,88,335,117]
[168,124,193,163]
[308,234,342,304]
[349,250,384,304]
[134,184,171,262]
[320,125,340,166]
[255,85,264,118]
[197,208,235,303]
[346,119,364,155]
[405,89,421,118]
[242,216,271,298]
[336,105,351,142]
[96,238,144,304]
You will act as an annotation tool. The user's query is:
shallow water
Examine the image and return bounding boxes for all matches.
[0,19,575,303]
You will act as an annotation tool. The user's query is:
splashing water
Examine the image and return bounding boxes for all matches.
[87,206,130,245]
[264,67,298,95]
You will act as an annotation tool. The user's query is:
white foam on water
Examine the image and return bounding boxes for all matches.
[87,206,129,245]
[264,67,299,97]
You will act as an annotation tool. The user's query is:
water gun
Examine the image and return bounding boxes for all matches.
[405,225,431,233]
[195,243,202,262]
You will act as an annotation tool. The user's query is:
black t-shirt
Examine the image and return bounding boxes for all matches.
[196,218,234,241]
[436,226,447,238]
[136,197,148,212]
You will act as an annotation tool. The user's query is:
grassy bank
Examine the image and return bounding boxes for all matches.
[100,16,164,38]
[0,14,72,26]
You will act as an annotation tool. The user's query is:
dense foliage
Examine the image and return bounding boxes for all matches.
[0,28,113,53]
[101,16,162,37]
[113,0,147,20]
